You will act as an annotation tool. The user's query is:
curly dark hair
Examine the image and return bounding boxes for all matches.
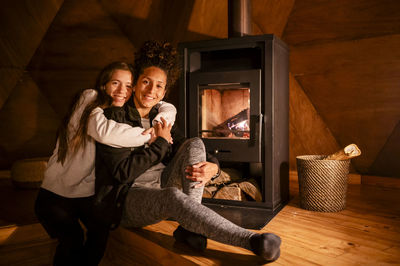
[133,40,180,94]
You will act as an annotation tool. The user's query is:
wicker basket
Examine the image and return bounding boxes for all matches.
[296,155,350,212]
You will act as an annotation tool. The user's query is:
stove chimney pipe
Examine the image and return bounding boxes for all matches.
[228,0,252,37]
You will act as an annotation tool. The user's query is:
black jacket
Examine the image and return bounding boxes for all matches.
[93,99,218,229]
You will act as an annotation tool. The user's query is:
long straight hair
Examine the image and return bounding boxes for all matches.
[57,61,134,164]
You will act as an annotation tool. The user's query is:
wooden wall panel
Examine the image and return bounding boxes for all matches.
[100,0,166,46]
[186,0,227,38]
[289,73,340,171]
[29,0,136,71]
[289,34,400,173]
[28,0,136,117]
[0,0,63,67]
[0,69,23,109]
[284,0,400,46]
[369,121,400,177]
[0,74,59,169]
[29,70,100,117]
[252,0,295,37]
[0,0,63,108]
[0,0,398,178]
[101,0,220,46]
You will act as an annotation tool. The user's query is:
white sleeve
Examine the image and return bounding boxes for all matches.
[87,107,151,148]
[152,101,177,126]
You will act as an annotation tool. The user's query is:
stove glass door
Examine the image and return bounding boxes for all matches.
[189,69,262,162]
[199,83,250,139]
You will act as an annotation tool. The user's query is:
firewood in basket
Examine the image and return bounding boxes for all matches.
[213,186,245,201]
[238,178,262,202]
[324,144,361,161]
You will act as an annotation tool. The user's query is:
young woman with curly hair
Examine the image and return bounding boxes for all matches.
[95,41,281,263]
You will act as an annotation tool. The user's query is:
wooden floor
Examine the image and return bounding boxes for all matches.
[1,172,399,265]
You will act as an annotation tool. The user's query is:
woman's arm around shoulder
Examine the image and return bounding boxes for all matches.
[87,107,151,148]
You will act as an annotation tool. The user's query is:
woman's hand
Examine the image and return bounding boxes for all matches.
[154,117,173,144]
[185,162,219,188]
[142,127,157,144]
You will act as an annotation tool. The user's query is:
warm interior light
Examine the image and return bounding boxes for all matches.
[200,85,250,139]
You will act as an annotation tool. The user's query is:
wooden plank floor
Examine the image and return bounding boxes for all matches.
[101,179,400,265]
[267,181,400,265]
[1,172,399,265]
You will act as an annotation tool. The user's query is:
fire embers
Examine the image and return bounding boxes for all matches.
[200,86,251,139]
[213,108,250,138]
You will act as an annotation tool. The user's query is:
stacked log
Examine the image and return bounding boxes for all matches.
[203,168,262,202]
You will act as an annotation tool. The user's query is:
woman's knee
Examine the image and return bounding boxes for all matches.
[184,137,206,159]
[187,137,205,151]
[162,187,185,203]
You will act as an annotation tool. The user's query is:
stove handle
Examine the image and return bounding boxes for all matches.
[250,114,263,146]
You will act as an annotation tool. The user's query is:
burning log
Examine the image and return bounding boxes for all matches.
[212,108,250,137]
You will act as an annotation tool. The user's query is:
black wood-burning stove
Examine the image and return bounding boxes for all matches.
[177,0,288,229]
[178,34,289,229]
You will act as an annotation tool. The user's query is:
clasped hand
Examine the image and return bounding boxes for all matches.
[185,161,219,188]
[142,117,173,144]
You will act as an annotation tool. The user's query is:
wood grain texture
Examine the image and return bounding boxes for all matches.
[29,69,99,117]
[283,0,400,46]
[0,0,63,67]
[0,0,63,109]
[252,0,295,37]
[0,176,398,265]
[28,0,136,71]
[362,174,400,188]
[369,120,400,177]
[0,68,23,109]
[0,223,56,266]
[101,0,217,46]
[186,0,227,38]
[0,74,59,169]
[0,0,399,178]
[289,73,341,171]
[289,34,400,173]
[100,179,400,265]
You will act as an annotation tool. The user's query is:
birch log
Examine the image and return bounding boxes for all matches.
[324,144,361,160]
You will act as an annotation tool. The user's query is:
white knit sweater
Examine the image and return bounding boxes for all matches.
[41,89,176,198]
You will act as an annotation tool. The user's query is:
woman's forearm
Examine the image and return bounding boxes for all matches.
[88,107,150,148]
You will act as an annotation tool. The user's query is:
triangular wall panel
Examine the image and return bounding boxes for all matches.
[0,73,59,168]
[0,0,63,108]
[28,0,137,117]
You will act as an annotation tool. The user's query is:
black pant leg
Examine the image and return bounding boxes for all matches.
[34,188,85,266]
[78,198,110,266]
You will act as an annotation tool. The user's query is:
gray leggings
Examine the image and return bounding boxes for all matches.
[120,138,255,250]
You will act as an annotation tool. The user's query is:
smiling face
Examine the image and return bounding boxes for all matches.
[104,69,133,107]
[133,66,167,117]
